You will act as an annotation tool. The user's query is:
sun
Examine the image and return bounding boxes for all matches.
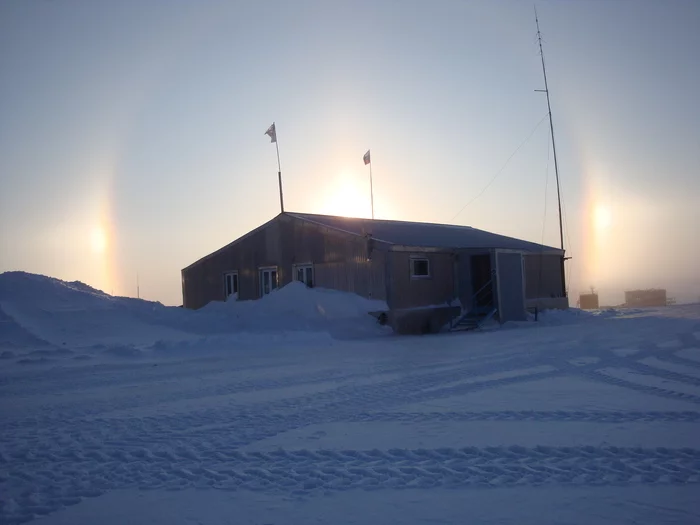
[593,205,612,231]
[322,171,371,218]
[90,226,107,254]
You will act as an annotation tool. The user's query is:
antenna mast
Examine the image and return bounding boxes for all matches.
[535,8,564,253]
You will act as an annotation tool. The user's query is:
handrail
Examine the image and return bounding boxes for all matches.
[473,279,493,302]
[473,279,492,298]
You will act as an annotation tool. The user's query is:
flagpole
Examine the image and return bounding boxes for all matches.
[369,161,374,220]
[275,139,284,213]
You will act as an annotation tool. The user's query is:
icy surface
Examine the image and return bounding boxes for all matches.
[1,272,700,524]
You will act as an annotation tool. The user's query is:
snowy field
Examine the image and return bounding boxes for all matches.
[1,272,700,524]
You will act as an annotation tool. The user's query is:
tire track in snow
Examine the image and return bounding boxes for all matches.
[3,329,700,523]
[629,360,700,387]
[2,445,699,525]
[1,365,566,462]
[5,410,700,466]
[1,353,539,426]
[5,342,700,465]
[2,359,563,458]
[347,410,700,424]
[239,360,558,420]
[583,370,700,405]
[9,356,691,458]
[663,352,700,370]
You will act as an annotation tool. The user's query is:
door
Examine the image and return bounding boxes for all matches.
[496,251,526,322]
[259,267,278,296]
[470,253,493,309]
[224,272,238,301]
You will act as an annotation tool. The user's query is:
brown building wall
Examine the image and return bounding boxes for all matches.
[524,253,564,299]
[277,214,387,301]
[579,293,599,309]
[386,251,455,309]
[182,214,387,309]
[182,219,283,309]
[182,214,566,314]
[625,289,667,307]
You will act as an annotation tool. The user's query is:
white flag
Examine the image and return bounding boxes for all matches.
[265,122,277,143]
[363,150,371,165]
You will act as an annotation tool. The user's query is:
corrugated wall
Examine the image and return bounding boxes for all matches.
[181,220,283,309]
[386,251,455,309]
[182,215,387,309]
[278,215,387,301]
[523,253,564,299]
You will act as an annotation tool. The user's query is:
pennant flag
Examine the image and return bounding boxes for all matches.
[265,122,277,143]
[363,150,371,165]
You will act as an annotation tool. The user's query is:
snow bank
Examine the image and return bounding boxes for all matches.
[0,272,390,353]
[184,281,391,341]
[202,281,386,321]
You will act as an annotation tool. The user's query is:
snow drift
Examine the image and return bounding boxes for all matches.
[0,272,389,353]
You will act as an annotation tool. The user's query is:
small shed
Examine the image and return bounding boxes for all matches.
[579,293,599,310]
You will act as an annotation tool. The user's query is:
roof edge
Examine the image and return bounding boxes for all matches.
[286,212,395,246]
[287,212,563,254]
[181,213,283,272]
[285,211,475,231]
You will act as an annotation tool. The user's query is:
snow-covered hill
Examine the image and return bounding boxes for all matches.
[1,272,700,524]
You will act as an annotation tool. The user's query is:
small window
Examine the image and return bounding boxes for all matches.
[410,257,430,279]
[294,263,314,288]
[224,272,239,300]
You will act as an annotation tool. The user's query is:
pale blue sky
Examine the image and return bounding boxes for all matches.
[1,0,698,306]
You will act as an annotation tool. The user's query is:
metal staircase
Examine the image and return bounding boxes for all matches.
[450,279,498,332]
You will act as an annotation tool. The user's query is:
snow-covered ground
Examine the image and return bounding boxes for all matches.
[1,272,700,524]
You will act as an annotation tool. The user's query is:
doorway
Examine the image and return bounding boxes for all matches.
[470,253,494,310]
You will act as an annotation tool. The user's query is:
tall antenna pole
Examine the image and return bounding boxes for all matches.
[535,7,567,299]
[137,272,140,299]
[535,8,564,253]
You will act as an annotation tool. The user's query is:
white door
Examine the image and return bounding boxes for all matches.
[259,267,278,296]
[495,251,526,322]
[224,272,238,301]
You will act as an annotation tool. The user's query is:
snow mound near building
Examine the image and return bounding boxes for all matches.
[0,272,390,354]
[198,281,390,338]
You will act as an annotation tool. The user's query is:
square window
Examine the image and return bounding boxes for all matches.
[410,258,430,279]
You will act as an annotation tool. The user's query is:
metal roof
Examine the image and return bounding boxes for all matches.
[287,212,563,254]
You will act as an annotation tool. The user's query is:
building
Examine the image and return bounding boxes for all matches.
[579,293,599,310]
[624,289,667,308]
[181,212,567,332]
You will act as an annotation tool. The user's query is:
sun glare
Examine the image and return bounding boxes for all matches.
[90,226,107,254]
[594,205,612,231]
[322,171,371,218]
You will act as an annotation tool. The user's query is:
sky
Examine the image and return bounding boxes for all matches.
[1,0,699,307]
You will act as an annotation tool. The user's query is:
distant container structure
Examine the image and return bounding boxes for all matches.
[625,289,667,307]
[579,293,599,310]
